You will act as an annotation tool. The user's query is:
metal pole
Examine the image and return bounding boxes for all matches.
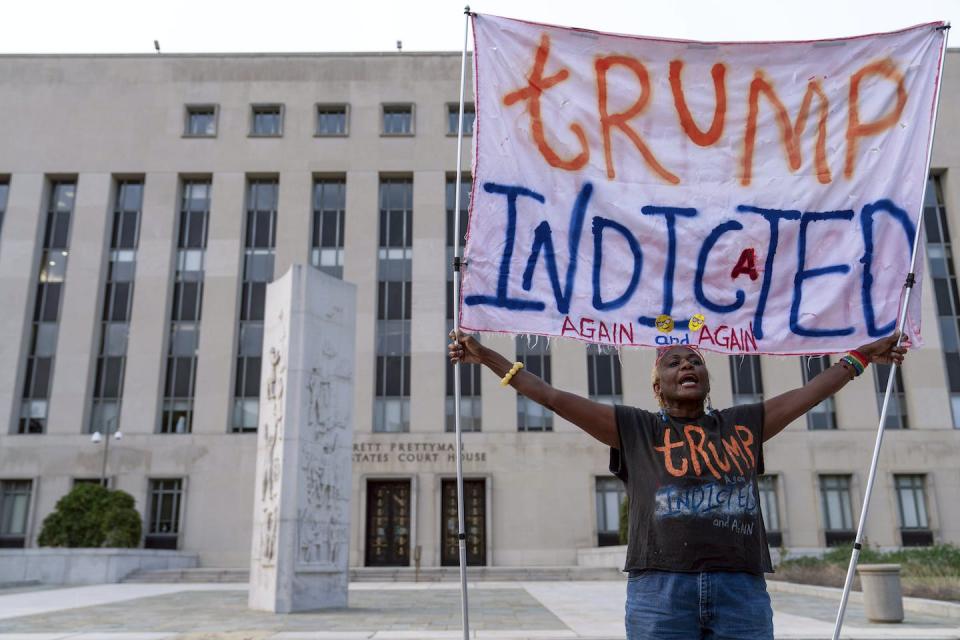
[452,7,473,640]
[832,24,949,640]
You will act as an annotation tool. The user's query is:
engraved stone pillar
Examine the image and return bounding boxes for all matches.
[249,264,356,612]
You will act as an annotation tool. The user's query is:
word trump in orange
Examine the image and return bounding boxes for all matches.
[653,423,757,481]
[502,33,908,187]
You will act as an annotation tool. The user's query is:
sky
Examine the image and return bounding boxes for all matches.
[1,0,955,54]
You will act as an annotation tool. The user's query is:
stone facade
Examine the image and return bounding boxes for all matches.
[0,50,957,569]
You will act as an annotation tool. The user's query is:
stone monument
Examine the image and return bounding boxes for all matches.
[249,264,356,613]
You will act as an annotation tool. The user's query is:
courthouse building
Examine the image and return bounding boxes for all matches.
[0,48,959,569]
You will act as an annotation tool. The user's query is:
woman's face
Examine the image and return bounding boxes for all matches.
[654,346,710,404]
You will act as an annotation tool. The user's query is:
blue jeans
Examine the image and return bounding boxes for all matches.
[625,570,773,639]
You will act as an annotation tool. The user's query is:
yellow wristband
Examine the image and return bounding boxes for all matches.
[500,362,524,386]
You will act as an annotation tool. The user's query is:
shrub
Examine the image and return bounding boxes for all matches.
[776,543,960,601]
[38,483,142,548]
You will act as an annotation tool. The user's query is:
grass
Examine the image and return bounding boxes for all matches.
[774,544,960,602]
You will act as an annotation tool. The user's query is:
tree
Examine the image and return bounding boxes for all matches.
[38,483,142,548]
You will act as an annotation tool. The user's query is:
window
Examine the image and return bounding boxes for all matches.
[802,356,836,430]
[374,177,412,432]
[517,337,552,431]
[0,179,8,244]
[145,479,183,549]
[232,179,277,432]
[757,475,782,547]
[184,105,217,137]
[445,176,480,431]
[819,474,854,546]
[587,344,622,405]
[311,177,346,278]
[873,364,908,429]
[382,104,414,135]
[730,355,763,405]
[924,176,960,428]
[160,180,210,434]
[0,480,31,547]
[447,103,475,136]
[895,474,933,547]
[595,477,625,547]
[18,180,75,434]
[445,361,481,432]
[90,180,142,435]
[316,104,348,136]
[250,104,283,137]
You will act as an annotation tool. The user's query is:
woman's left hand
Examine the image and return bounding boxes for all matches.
[855,331,911,365]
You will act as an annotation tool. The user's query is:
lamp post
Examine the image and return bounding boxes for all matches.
[91,416,122,487]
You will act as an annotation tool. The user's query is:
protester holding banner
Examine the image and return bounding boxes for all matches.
[449,11,944,640]
[448,330,906,639]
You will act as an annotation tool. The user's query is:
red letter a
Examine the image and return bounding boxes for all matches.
[731,248,759,281]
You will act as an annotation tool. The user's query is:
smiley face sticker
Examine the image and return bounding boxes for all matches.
[655,314,674,333]
[688,313,706,332]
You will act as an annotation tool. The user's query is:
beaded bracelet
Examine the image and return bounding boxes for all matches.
[848,350,869,369]
[837,359,858,379]
[840,353,866,377]
[500,362,524,387]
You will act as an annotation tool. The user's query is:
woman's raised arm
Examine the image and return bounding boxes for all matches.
[762,333,908,442]
[449,331,619,448]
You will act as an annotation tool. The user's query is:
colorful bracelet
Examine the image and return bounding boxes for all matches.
[848,350,869,369]
[500,362,524,387]
[840,354,866,377]
[837,359,858,379]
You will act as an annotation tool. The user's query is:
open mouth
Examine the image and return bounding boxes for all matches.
[679,374,699,389]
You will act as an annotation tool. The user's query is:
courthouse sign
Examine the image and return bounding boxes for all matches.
[460,15,947,354]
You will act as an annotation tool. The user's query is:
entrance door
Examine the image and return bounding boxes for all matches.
[441,478,486,566]
[365,480,411,567]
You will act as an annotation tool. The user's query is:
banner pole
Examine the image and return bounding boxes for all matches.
[452,7,472,640]
[832,24,949,640]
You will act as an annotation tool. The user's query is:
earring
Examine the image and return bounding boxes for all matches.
[705,394,715,416]
[658,395,668,422]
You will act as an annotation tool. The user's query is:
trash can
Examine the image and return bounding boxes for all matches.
[857,564,904,623]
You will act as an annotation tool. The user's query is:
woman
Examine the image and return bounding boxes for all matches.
[448,330,908,639]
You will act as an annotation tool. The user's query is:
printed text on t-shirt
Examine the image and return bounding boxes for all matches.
[652,424,756,480]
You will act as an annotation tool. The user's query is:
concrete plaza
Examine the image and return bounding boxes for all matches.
[0,580,957,640]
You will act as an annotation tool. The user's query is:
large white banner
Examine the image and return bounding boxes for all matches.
[460,14,946,354]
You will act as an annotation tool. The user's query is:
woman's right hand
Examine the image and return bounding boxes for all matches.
[448,330,485,365]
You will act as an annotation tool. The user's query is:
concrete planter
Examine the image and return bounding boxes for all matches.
[857,563,904,623]
[0,548,198,585]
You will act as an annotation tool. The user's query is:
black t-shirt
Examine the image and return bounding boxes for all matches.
[610,403,773,575]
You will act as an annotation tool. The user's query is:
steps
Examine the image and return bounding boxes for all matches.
[123,565,623,583]
[123,568,248,583]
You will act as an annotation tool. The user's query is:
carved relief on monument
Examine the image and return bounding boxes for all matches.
[296,329,353,569]
[259,311,287,568]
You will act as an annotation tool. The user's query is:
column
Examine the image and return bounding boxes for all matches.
[410,170,446,433]
[273,171,311,278]
[480,334,518,432]
[121,173,178,434]
[0,174,44,432]
[342,170,378,434]
[192,172,244,434]
[47,173,111,435]
[550,339,588,433]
